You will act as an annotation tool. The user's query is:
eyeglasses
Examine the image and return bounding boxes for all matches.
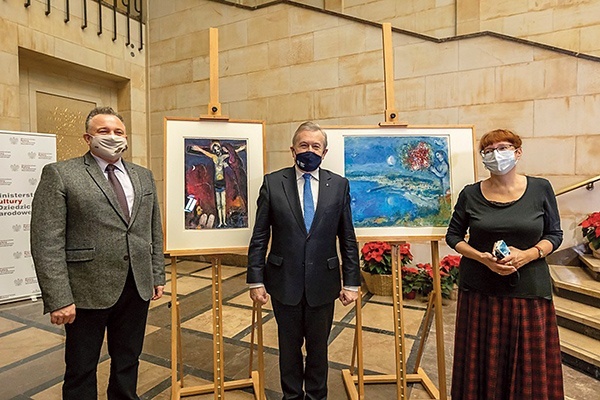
[480,144,515,156]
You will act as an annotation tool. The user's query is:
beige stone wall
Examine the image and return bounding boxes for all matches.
[344,0,456,37]
[343,0,600,56]
[148,0,600,249]
[233,0,456,37]
[455,0,600,56]
[0,0,148,166]
[236,0,600,56]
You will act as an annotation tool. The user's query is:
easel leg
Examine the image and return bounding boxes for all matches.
[431,241,448,399]
[257,303,265,400]
[170,256,180,400]
[356,288,364,399]
[391,245,408,398]
[413,291,436,373]
[249,306,256,377]
[249,301,266,400]
[212,257,225,400]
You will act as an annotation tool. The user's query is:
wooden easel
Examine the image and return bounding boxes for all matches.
[169,253,265,400]
[169,27,265,400]
[342,22,448,400]
[342,240,447,399]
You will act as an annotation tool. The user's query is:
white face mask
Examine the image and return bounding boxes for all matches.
[482,149,517,175]
[88,134,128,162]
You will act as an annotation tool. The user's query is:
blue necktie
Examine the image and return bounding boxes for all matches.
[303,173,314,231]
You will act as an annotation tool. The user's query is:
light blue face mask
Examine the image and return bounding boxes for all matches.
[482,149,517,175]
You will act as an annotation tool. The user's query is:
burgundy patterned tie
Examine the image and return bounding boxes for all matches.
[106,164,130,221]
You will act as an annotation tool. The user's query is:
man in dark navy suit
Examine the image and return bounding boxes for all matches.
[247,121,360,400]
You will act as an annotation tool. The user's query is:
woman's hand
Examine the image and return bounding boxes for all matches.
[479,251,517,275]
[500,247,537,270]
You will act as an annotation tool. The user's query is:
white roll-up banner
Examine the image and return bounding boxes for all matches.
[0,131,56,304]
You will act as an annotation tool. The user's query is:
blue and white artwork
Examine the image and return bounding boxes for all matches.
[344,136,451,228]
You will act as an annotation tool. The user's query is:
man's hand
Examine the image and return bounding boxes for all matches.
[152,285,164,300]
[50,304,76,325]
[339,289,359,306]
[250,287,269,305]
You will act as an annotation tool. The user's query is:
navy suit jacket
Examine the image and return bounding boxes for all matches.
[247,166,360,307]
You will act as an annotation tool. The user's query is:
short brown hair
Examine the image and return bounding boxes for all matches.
[479,129,522,152]
[85,106,124,133]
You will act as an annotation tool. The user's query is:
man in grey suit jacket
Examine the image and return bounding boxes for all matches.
[247,122,360,400]
[31,106,165,400]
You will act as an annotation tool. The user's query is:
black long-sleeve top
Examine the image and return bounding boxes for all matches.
[445,176,563,299]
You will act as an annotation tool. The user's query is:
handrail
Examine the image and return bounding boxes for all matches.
[556,175,600,196]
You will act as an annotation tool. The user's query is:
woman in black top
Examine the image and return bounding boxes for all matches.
[446,129,564,400]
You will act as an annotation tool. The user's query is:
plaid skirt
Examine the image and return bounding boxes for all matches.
[451,290,564,400]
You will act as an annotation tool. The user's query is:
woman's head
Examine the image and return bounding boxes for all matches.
[479,129,522,153]
[479,129,522,176]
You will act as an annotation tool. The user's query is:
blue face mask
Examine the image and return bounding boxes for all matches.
[295,151,322,172]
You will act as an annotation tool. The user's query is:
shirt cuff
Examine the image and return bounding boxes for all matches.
[248,283,265,289]
[343,286,359,292]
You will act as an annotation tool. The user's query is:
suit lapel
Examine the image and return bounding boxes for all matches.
[281,167,306,233]
[311,169,333,231]
[83,152,129,225]
[124,161,141,223]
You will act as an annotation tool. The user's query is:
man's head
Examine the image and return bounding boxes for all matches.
[83,107,128,163]
[290,122,328,172]
[211,141,222,155]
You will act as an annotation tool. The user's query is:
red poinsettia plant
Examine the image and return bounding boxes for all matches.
[440,254,461,284]
[401,264,420,294]
[361,241,392,275]
[361,242,413,275]
[579,212,600,250]
[416,254,462,299]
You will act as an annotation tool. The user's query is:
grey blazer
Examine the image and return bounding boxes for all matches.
[31,152,165,314]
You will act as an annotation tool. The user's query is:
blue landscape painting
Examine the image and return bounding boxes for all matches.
[344,136,451,228]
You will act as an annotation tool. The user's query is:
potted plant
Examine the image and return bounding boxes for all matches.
[440,254,461,299]
[416,263,434,297]
[416,254,462,299]
[400,265,420,299]
[579,212,600,258]
[360,242,413,296]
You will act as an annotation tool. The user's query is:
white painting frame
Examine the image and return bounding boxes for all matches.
[164,118,265,254]
[321,125,476,240]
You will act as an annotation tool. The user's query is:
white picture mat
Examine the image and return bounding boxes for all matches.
[164,119,265,253]
[321,126,476,239]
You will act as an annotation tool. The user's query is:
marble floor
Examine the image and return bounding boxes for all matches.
[1,259,599,399]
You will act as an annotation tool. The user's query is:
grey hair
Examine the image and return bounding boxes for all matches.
[85,106,125,132]
[292,121,328,148]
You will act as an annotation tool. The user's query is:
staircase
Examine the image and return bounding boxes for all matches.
[550,253,600,379]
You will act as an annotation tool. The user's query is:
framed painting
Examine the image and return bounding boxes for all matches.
[321,126,476,239]
[164,118,265,254]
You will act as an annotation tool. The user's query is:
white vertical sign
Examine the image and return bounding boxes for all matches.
[0,131,56,304]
